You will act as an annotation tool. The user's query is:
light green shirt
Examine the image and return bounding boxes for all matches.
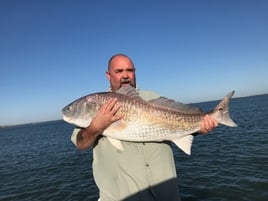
[71,90,181,201]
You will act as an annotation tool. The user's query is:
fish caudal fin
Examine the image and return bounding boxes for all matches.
[210,91,237,127]
[173,135,194,155]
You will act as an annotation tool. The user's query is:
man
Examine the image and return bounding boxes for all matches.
[71,54,218,201]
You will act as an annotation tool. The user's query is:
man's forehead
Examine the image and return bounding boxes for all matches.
[109,65,135,71]
[109,56,133,67]
[113,65,134,69]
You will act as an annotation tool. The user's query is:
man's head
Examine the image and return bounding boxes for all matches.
[106,54,136,92]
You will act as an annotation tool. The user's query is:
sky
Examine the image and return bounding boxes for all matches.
[1,0,267,125]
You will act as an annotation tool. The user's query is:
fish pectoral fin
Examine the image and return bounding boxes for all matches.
[105,120,128,134]
[173,135,194,155]
[103,120,127,150]
[107,137,124,150]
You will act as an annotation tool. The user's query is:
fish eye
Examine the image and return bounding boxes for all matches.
[66,106,72,111]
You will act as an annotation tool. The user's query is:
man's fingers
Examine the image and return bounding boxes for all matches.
[105,98,117,111]
[200,115,218,134]
[111,103,121,114]
[102,98,123,121]
[112,114,123,122]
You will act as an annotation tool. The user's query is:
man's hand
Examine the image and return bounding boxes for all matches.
[199,114,218,134]
[76,98,123,150]
[90,98,123,134]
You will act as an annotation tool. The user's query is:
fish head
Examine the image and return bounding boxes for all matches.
[62,95,99,128]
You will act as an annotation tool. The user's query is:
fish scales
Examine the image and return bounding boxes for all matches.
[83,92,201,141]
[112,93,201,136]
[62,86,237,154]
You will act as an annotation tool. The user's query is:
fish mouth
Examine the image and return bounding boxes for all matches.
[62,115,71,123]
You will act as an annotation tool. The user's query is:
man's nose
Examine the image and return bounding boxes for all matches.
[122,70,129,78]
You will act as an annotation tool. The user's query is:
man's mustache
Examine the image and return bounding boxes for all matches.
[120,79,135,88]
[120,78,131,84]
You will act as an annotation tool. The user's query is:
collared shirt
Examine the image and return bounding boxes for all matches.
[71,90,181,201]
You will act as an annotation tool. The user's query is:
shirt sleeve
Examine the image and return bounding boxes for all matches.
[71,127,81,146]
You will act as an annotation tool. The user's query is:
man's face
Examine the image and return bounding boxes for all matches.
[106,56,136,92]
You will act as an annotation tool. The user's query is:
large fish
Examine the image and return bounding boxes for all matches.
[62,86,237,155]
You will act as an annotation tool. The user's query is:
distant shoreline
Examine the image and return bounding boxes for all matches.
[0,119,63,128]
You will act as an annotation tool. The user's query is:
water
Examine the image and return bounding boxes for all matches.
[1,95,267,201]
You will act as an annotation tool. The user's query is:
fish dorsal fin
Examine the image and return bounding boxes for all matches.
[116,85,141,99]
[149,97,203,113]
[173,135,194,155]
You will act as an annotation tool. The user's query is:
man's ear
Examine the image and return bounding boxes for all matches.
[106,71,110,81]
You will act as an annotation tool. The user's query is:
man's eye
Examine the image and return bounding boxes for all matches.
[127,69,135,72]
[115,70,122,73]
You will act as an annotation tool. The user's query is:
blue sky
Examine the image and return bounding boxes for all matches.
[1,0,267,125]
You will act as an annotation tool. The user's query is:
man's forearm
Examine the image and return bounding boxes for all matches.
[76,125,100,150]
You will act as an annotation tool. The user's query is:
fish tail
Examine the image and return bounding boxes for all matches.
[210,91,237,127]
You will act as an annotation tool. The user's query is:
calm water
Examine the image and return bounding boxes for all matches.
[1,95,267,201]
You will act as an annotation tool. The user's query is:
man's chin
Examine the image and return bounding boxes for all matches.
[121,83,134,88]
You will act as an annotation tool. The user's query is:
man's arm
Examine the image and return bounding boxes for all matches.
[75,98,122,150]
